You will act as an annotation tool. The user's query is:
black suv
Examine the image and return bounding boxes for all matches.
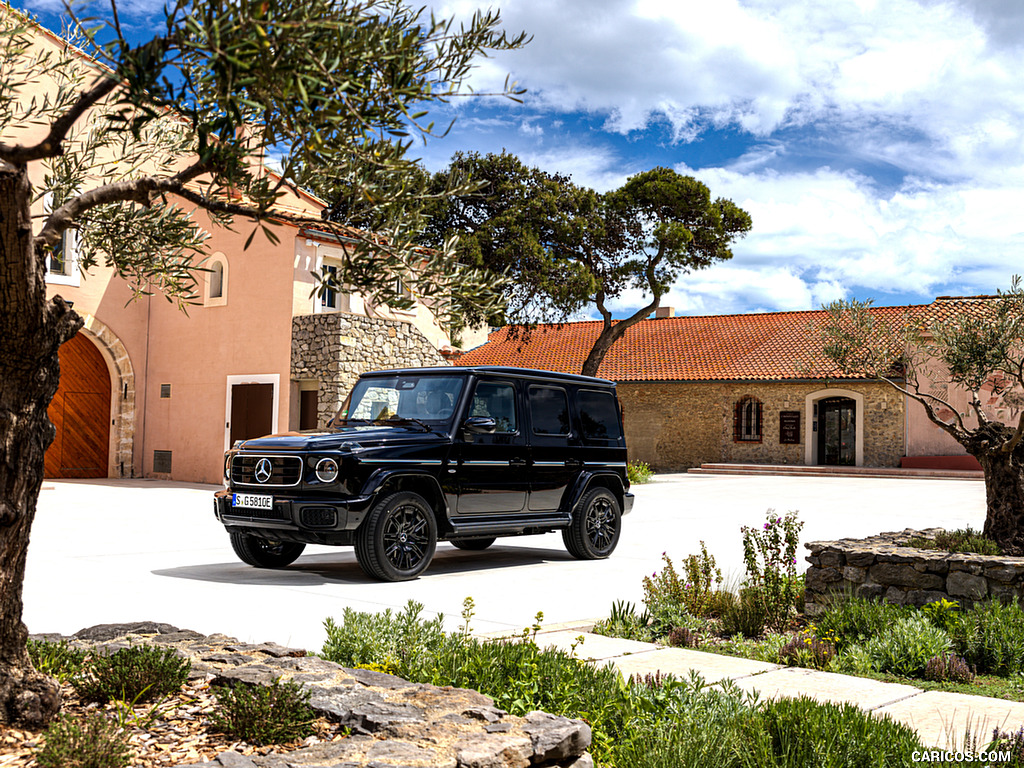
[213,366,634,581]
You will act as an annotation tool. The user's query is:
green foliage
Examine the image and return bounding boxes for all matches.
[950,599,1024,676]
[862,615,953,677]
[907,528,1003,556]
[741,697,924,768]
[72,645,191,704]
[321,599,446,680]
[35,712,131,768]
[627,460,654,484]
[779,631,836,670]
[210,679,315,746]
[720,588,769,638]
[814,596,911,652]
[920,598,962,632]
[642,545,722,631]
[28,638,87,682]
[740,510,804,632]
[592,600,653,642]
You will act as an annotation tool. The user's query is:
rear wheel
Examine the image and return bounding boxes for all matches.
[563,488,621,560]
[355,491,437,581]
[229,532,305,568]
[449,537,497,551]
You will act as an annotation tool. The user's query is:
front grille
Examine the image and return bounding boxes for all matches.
[231,455,302,487]
[300,506,337,528]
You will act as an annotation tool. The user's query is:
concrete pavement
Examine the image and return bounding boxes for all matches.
[523,625,1024,750]
[26,472,985,651]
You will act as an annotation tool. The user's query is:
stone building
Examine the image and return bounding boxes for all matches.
[455,301,1000,472]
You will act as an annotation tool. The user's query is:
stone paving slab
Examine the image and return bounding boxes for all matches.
[874,691,1024,749]
[533,631,662,661]
[605,647,781,684]
[725,666,922,710]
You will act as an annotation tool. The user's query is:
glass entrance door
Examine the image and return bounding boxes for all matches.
[818,397,856,466]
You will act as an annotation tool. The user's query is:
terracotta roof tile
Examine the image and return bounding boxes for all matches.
[457,304,934,381]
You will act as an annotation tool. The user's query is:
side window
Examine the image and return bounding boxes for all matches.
[205,254,228,306]
[577,390,622,441]
[529,386,570,436]
[470,381,517,433]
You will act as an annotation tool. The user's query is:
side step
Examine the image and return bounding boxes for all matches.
[447,512,572,537]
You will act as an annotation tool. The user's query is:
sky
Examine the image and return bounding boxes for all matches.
[25,0,1024,320]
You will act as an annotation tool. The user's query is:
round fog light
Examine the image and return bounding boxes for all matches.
[315,458,339,483]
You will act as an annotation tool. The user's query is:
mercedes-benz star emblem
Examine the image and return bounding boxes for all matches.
[254,458,272,484]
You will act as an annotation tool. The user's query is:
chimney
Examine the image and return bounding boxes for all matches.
[655,306,675,319]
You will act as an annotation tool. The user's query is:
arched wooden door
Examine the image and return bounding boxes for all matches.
[45,333,111,478]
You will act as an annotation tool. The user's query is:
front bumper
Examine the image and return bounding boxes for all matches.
[214,489,375,543]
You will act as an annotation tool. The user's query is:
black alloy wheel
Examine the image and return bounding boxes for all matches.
[563,488,621,560]
[355,491,437,581]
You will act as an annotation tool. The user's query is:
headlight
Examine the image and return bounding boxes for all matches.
[315,457,339,483]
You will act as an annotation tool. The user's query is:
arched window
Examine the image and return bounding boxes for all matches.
[734,396,763,442]
[209,260,224,298]
[205,254,228,306]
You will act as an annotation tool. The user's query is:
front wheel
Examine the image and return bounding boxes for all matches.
[230,532,305,568]
[355,491,438,581]
[563,488,621,560]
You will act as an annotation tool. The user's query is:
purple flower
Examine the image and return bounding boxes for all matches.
[763,523,769,529]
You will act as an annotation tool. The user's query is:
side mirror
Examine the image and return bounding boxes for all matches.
[463,416,497,434]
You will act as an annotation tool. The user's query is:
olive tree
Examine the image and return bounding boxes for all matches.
[816,280,1024,552]
[0,0,523,726]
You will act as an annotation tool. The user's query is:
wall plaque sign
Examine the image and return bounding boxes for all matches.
[779,411,801,444]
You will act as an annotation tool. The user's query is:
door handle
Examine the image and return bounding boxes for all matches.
[509,458,528,467]
[565,458,582,468]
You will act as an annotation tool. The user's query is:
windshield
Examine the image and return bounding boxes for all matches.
[334,375,465,427]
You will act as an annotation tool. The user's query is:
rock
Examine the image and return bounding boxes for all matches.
[842,566,867,583]
[869,563,943,590]
[856,584,885,600]
[845,551,876,567]
[308,688,385,721]
[74,621,185,641]
[884,586,908,605]
[455,733,532,768]
[906,590,951,608]
[818,550,843,568]
[522,712,593,763]
[947,571,988,600]
[345,701,427,734]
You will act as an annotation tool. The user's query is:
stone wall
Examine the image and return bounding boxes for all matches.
[804,530,1024,616]
[292,313,449,425]
[617,380,904,472]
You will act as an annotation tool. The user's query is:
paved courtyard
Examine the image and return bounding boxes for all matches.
[26,473,985,652]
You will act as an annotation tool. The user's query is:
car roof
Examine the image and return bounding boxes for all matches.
[360,366,618,387]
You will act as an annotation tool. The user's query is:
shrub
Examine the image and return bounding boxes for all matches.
[779,632,835,670]
[643,545,722,628]
[211,679,315,745]
[28,638,87,682]
[740,510,803,632]
[830,644,876,676]
[920,598,962,632]
[667,626,702,648]
[592,600,653,642]
[321,599,446,680]
[627,460,653,484]
[906,528,1002,556]
[923,652,976,684]
[814,596,911,652]
[741,696,924,767]
[720,587,768,638]
[73,645,191,704]
[950,599,1024,676]
[989,727,1024,765]
[863,614,952,678]
[36,712,131,768]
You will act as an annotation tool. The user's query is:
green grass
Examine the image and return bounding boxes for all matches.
[905,527,1003,556]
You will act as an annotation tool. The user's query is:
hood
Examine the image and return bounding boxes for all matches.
[234,425,448,452]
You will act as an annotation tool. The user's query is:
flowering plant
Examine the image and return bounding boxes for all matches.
[740,510,804,632]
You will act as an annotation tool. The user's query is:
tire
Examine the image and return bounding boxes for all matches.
[562,488,621,560]
[355,491,437,581]
[449,537,497,551]
[229,532,305,568]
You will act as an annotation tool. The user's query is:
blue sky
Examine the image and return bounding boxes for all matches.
[27,0,1024,319]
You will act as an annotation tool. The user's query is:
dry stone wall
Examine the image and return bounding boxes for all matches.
[292,313,449,426]
[41,622,593,768]
[617,380,904,472]
[804,529,1024,616]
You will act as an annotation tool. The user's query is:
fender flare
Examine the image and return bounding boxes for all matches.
[564,471,626,516]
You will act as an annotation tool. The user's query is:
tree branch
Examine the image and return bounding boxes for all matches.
[0,74,119,164]
[878,375,970,442]
[1004,411,1024,455]
[969,390,991,427]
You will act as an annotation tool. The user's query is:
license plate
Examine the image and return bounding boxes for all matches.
[232,493,274,510]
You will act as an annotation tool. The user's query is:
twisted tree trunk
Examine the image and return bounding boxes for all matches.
[0,160,79,726]
[973,424,1024,555]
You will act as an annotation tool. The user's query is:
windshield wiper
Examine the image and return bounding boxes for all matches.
[375,415,434,432]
